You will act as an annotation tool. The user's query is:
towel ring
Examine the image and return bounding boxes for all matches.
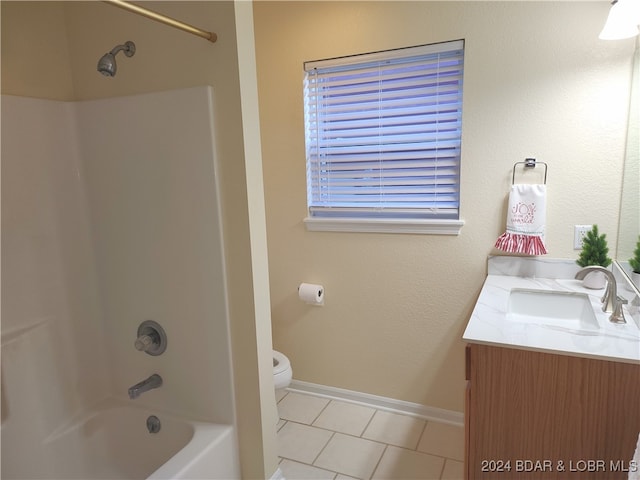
[512,158,547,185]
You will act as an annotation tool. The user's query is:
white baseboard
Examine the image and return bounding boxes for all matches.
[287,380,464,427]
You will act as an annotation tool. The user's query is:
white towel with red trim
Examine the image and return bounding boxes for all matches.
[494,184,548,256]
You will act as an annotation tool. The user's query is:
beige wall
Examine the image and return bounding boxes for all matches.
[1,2,75,100]
[2,2,277,478]
[254,1,635,412]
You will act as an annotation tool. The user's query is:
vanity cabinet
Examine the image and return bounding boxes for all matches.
[465,344,640,480]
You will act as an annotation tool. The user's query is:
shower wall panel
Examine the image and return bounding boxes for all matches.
[1,95,110,474]
[75,86,235,423]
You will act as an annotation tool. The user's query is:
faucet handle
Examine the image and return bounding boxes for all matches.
[135,320,167,356]
[134,334,155,352]
[600,281,612,304]
[609,296,628,324]
[600,280,618,313]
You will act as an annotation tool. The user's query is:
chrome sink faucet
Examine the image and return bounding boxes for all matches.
[575,266,627,324]
[128,374,163,399]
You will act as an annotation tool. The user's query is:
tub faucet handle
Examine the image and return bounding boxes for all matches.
[135,334,154,351]
[134,320,167,356]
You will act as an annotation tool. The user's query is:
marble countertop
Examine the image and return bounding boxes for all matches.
[463,257,640,365]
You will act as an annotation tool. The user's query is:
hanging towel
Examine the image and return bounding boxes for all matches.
[494,183,548,255]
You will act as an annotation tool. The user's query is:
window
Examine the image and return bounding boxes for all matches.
[303,40,465,234]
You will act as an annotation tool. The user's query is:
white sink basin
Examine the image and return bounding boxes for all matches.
[507,289,600,331]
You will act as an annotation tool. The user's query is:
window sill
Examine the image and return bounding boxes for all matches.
[303,217,464,235]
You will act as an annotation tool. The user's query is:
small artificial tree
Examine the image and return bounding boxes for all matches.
[576,224,612,268]
[629,235,640,274]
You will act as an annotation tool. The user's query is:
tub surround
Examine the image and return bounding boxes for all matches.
[463,256,640,365]
[1,89,241,478]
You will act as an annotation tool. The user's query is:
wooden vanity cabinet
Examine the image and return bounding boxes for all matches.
[465,344,640,480]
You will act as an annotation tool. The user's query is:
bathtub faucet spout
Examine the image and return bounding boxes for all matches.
[128,374,162,399]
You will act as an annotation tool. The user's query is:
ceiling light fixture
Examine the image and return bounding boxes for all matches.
[600,0,640,40]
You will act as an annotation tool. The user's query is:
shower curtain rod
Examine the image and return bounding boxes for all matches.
[103,0,217,43]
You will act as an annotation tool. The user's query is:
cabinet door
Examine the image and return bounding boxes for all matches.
[465,345,472,480]
[466,344,640,480]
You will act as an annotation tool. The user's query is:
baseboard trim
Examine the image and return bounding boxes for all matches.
[287,380,463,427]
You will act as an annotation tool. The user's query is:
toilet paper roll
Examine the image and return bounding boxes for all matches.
[298,283,324,305]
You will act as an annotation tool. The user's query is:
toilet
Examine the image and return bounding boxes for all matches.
[272,350,292,425]
[272,350,292,390]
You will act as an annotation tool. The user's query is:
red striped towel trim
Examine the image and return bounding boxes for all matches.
[495,232,548,256]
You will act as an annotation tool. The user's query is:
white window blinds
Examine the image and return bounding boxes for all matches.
[304,40,464,221]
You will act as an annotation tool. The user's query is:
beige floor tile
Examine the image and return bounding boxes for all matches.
[278,422,334,464]
[362,410,426,449]
[313,401,376,436]
[278,392,331,424]
[441,459,464,480]
[279,459,337,479]
[416,422,464,461]
[371,445,445,480]
[335,476,359,480]
[314,433,386,479]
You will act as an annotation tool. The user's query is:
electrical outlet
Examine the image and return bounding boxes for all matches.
[574,225,593,250]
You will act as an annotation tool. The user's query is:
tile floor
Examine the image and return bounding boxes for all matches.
[276,390,465,480]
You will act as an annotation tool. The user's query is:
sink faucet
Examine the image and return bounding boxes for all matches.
[575,266,627,324]
[128,374,163,399]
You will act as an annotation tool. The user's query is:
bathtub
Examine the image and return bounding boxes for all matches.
[35,402,239,479]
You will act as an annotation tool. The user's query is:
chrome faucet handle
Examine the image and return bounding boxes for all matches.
[135,334,155,352]
[575,266,616,313]
[609,296,628,324]
[601,280,612,304]
[135,320,167,356]
[601,281,617,313]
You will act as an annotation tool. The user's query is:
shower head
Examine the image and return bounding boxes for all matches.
[97,41,136,77]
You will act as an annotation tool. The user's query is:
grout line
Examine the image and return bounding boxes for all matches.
[281,418,337,433]
[277,390,289,404]
[438,457,447,480]
[368,444,388,480]
[414,419,429,451]
[388,443,460,465]
[281,417,423,451]
[310,398,333,426]
[311,431,335,466]
[360,408,378,438]
[278,457,340,478]
[276,419,287,432]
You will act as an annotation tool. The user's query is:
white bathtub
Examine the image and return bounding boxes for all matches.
[37,402,240,479]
